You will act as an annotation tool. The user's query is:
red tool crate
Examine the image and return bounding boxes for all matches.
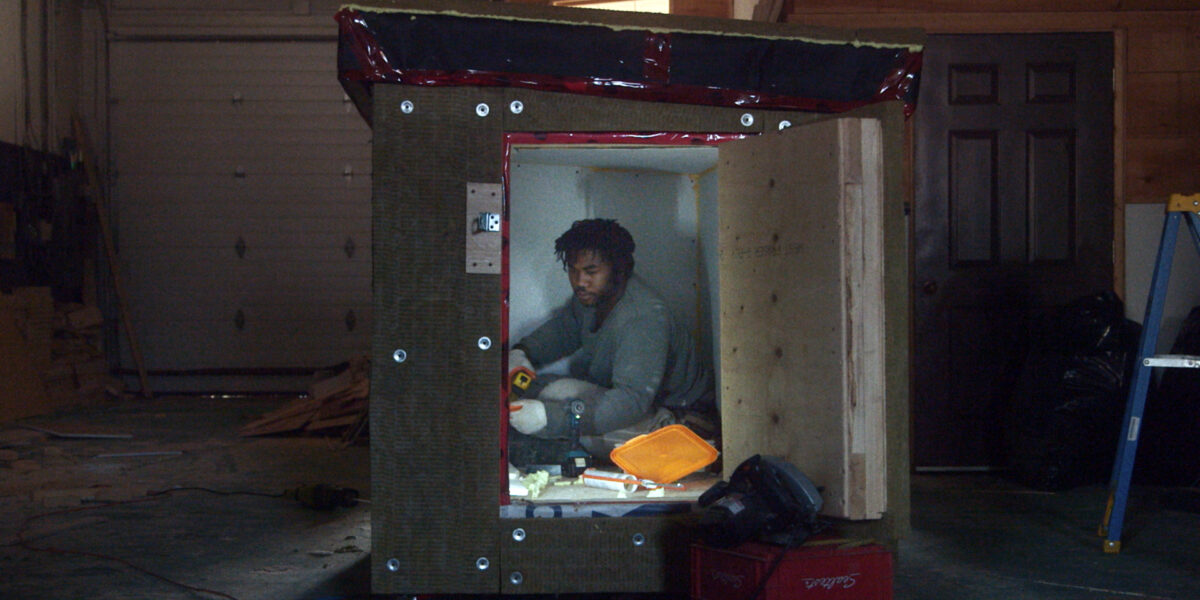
[690,540,893,600]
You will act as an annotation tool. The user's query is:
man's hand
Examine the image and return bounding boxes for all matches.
[509,348,535,378]
[509,399,547,435]
[509,349,537,394]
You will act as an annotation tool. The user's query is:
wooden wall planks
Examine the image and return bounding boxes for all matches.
[1110,18,1197,204]
[671,0,731,18]
[784,3,1200,205]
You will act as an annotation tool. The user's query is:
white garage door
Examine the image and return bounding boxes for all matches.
[108,40,371,392]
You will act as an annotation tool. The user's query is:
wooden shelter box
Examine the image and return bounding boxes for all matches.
[339,1,921,595]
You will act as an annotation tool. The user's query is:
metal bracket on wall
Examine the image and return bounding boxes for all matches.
[466,182,502,274]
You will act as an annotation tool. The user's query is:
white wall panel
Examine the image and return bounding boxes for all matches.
[507,148,718,377]
[1125,204,1200,354]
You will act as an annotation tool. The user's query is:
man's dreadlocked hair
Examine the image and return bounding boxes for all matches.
[554,219,636,279]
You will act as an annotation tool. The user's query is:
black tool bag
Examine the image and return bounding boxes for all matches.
[1006,291,1141,491]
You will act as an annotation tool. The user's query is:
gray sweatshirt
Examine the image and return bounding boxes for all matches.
[517,276,713,436]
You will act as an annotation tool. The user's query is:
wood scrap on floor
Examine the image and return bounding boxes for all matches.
[239,355,369,442]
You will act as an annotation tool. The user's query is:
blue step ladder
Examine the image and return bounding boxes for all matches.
[1100,192,1200,553]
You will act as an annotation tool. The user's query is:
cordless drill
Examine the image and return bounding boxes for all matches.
[561,400,592,477]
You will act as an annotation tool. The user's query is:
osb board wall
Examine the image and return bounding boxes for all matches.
[781,1,1200,206]
[370,82,910,594]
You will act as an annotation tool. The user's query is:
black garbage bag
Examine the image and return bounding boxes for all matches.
[1006,291,1141,491]
[1136,305,1200,486]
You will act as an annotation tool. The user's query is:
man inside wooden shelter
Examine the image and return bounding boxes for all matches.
[507,219,715,466]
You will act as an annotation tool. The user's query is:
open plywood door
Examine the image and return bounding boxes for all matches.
[718,117,886,520]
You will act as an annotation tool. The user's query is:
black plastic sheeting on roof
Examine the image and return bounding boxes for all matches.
[335,8,922,121]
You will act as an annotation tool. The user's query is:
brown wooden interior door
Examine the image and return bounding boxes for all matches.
[913,33,1114,468]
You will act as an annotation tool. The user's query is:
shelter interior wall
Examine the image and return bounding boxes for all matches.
[508,159,718,376]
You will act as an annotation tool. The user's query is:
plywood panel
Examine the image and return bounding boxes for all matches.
[718,117,886,520]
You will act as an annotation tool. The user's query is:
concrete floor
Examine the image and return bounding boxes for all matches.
[0,396,372,600]
[2,396,1198,599]
[896,475,1200,599]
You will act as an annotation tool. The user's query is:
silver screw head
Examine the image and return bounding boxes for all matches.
[478,337,492,350]
[400,100,414,114]
[476,557,490,571]
[476,103,490,117]
[386,558,401,572]
[740,113,755,127]
[510,571,524,585]
[632,533,646,546]
[509,100,524,114]
[393,349,407,363]
[512,528,526,542]
[778,120,792,130]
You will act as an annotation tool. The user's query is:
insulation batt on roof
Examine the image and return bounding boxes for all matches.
[335,5,923,117]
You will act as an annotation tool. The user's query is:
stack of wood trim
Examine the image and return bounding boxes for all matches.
[239,355,370,437]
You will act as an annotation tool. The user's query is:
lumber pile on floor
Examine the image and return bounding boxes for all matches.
[239,355,369,439]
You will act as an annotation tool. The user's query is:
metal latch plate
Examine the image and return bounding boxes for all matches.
[466,182,502,274]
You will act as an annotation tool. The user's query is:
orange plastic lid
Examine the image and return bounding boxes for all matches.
[609,424,719,484]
